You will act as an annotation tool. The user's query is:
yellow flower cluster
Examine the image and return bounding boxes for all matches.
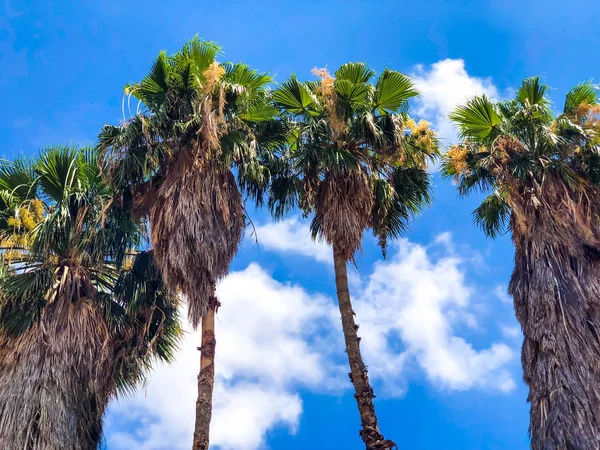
[4,249,21,263]
[7,217,21,229]
[30,199,44,222]
[19,207,36,231]
[1,200,45,263]
[203,61,226,92]
[406,119,437,153]
[446,144,470,176]
[122,257,134,271]
[311,67,345,138]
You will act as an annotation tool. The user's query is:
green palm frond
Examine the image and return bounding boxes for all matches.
[336,62,374,84]
[450,95,501,143]
[239,94,278,122]
[181,36,221,77]
[516,76,549,108]
[370,167,431,256]
[374,69,418,115]
[273,76,318,115]
[0,264,53,335]
[0,158,38,207]
[36,145,81,204]
[390,166,432,214]
[131,50,171,109]
[267,173,299,219]
[223,63,272,98]
[473,191,511,238]
[111,250,181,393]
[564,81,599,115]
[334,63,373,107]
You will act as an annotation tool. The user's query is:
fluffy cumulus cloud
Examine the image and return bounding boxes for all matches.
[106,218,517,449]
[105,264,341,450]
[410,59,502,145]
[251,217,516,395]
[355,237,515,394]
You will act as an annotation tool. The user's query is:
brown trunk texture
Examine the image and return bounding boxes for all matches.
[0,299,111,450]
[192,301,217,450]
[509,182,600,450]
[333,244,396,450]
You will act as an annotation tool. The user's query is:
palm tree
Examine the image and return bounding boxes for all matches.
[442,77,600,449]
[268,64,438,450]
[97,37,279,450]
[0,146,181,449]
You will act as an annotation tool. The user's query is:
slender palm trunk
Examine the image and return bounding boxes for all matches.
[333,244,395,450]
[192,298,218,450]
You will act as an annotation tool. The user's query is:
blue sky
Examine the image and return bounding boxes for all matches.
[3,1,600,449]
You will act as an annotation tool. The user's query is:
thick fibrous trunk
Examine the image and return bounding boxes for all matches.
[151,150,243,328]
[192,300,217,450]
[333,244,395,450]
[509,182,600,450]
[0,300,111,450]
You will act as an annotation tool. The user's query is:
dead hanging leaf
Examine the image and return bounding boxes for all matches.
[150,150,244,328]
[314,171,373,260]
[0,265,113,450]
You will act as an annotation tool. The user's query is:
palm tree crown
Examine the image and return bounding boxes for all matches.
[442,77,600,238]
[98,36,279,326]
[269,63,438,258]
[0,146,180,449]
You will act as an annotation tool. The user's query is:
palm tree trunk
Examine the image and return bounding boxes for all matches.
[333,244,395,450]
[0,305,109,449]
[510,237,600,450]
[506,183,600,450]
[192,298,218,450]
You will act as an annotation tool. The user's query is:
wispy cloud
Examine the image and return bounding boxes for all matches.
[249,217,332,264]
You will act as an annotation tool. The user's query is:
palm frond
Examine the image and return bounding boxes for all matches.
[450,95,501,143]
[564,81,599,115]
[132,50,171,110]
[473,191,511,238]
[374,69,418,115]
[516,76,549,108]
[273,76,318,115]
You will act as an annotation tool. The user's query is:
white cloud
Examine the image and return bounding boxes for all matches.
[411,59,502,145]
[105,264,341,450]
[249,217,332,264]
[106,221,518,449]
[249,218,516,394]
[211,384,302,450]
[355,236,515,394]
